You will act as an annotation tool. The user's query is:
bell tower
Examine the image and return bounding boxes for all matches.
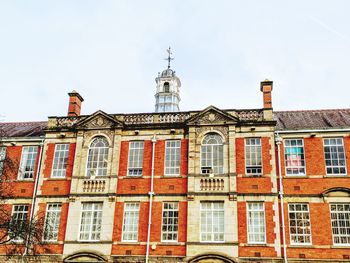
[155,47,181,112]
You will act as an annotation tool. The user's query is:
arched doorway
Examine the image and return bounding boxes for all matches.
[188,254,236,263]
[63,252,106,263]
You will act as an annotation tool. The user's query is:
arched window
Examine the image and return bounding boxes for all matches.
[201,133,223,174]
[86,137,109,177]
[163,82,170,92]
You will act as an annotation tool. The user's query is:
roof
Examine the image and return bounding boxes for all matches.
[0,121,47,137]
[274,109,350,130]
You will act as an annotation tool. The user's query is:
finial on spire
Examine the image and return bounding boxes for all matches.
[165,46,174,69]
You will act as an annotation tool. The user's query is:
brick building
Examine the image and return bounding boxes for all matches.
[0,64,350,262]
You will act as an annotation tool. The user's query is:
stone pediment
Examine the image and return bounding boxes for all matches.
[186,106,238,125]
[75,110,123,129]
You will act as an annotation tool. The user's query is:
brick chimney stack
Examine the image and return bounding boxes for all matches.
[260,79,273,108]
[67,90,84,116]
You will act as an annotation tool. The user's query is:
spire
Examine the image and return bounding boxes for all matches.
[165,47,174,69]
[154,47,181,112]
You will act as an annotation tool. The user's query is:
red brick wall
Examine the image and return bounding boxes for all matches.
[236,138,245,175]
[118,141,129,176]
[112,201,186,256]
[238,201,277,257]
[40,143,75,196]
[304,138,326,176]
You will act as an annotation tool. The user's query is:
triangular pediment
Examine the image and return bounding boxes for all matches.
[75,110,123,129]
[186,106,238,125]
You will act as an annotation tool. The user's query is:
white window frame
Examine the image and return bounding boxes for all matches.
[161,202,179,242]
[78,202,103,242]
[200,202,225,243]
[86,137,109,177]
[330,203,350,246]
[200,134,224,175]
[10,204,29,242]
[324,138,347,175]
[164,140,181,176]
[18,146,38,180]
[247,202,266,244]
[43,203,61,242]
[122,203,140,242]
[245,138,263,175]
[288,203,312,245]
[51,144,69,178]
[0,146,6,176]
[127,141,144,176]
[284,139,306,176]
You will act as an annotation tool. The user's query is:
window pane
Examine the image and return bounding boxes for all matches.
[79,203,102,241]
[201,134,223,174]
[128,142,144,176]
[86,137,109,177]
[324,138,347,175]
[43,203,62,241]
[200,202,224,242]
[18,146,38,179]
[288,203,311,244]
[245,138,262,175]
[162,202,179,241]
[330,203,350,245]
[284,139,305,175]
[164,141,180,175]
[122,203,140,241]
[247,203,266,243]
[52,144,69,178]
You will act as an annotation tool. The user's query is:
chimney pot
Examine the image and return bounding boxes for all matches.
[67,91,84,116]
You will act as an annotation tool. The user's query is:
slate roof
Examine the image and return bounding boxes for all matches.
[0,121,47,137]
[274,109,350,131]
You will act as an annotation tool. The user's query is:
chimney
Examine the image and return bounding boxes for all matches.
[260,79,273,108]
[67,90,84,116]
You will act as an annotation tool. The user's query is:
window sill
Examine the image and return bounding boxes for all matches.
[16,179,34,182]
[124,175,143,179]
[46,178,67,181]
[288,244,313,248]
[244,243,268,246]
[324,175,348,178]
[242,175,264,178]
[284,175,308,179]
[331,245,350,248]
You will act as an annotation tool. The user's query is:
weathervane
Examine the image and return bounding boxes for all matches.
[165,46,174,69]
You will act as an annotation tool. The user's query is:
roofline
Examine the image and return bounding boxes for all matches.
[274,108,350,113]
[275,128,350,134]
[0,136,45,142]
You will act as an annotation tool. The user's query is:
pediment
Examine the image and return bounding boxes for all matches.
[64,252,106,262]
[186,106,238,125]
[75,110,123,129]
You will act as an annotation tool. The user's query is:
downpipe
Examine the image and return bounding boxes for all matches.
[146,135,157,263]
[275,133,288,263]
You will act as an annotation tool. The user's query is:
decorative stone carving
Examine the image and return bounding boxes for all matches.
[82,116,114,129]
[196,126,229,141]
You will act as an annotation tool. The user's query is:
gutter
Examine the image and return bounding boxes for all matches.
[23,138,44,258]
[275,133,288,263]
[276,128,350,134]
[145,135,157,263]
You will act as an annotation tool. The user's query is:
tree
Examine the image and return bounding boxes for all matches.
[0,125,49,262]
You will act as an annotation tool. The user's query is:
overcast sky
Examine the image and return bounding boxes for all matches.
[0,0,349,122]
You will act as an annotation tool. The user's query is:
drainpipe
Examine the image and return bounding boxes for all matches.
[23,138,44,258]
[146,135,157,263]
[275,133,288,263]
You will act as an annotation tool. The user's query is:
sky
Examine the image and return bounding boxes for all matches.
[0,0,349,122]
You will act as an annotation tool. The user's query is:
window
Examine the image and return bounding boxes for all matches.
[162,202,179,242]
[79,203,102,241]
[51,144,69,178]
[128,141,144,176]
[86,137,109,177]
[164,82,170,92]
[200,202,224,242]
[0,147,6,176]
[164,140,180,176]
[324,138,346,175]
[288,204,311,244]
[122,203,140,242]
[201,134,223,174]
[10,205,29,241]
[18,146,38,179]
[245,138,262,175]
[43,203,61,241]
[330,203,350,245]
[247,203,266,243]
[284,139,305,175]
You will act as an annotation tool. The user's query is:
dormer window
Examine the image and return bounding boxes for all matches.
[86,137,109,177]
[201,133,224,174]
[163,82,170,92]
